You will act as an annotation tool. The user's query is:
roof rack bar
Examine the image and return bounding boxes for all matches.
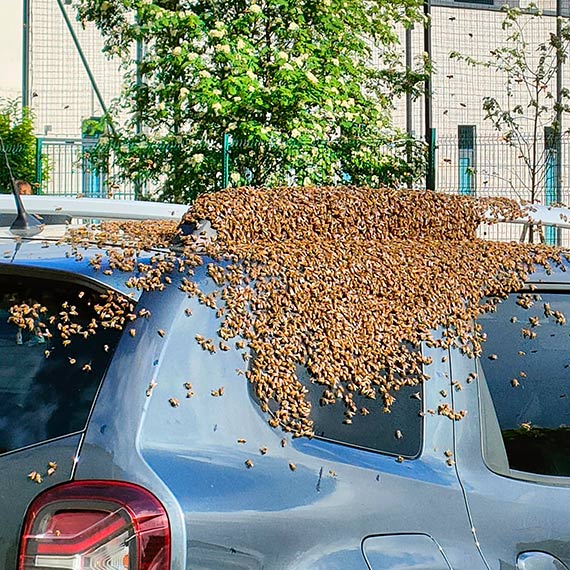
[485,204,570,231]
[0,196,188,221]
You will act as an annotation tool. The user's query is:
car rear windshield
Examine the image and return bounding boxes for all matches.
[478,291,570,477]
[0,272,124,455]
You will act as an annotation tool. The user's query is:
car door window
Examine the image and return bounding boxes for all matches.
[0,272,124,455]
[478,291,570,477]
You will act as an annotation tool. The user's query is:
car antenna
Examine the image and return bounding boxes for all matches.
[0,132,44,237]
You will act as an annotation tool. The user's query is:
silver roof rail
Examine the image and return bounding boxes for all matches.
[484,203,570,242]
[0,195,189,221]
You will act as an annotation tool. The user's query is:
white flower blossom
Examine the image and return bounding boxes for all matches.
[216,44,231,54]
[172,46,182,57]
[212,102,223,113]
[282,62,294,72]
[306,71,318,85]
[230,172,241,182]
[249,4,262,14]
[179,87,189,98]
[277,51,289,61]
[246,69,257,81]
[199,69,212,79]
[209,29,226,39]
[212,88,222,96]
[190,153,204,165]
[237,38,246,50]
[288,22,299,31]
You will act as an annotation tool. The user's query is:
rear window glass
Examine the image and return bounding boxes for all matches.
[478,291,570,477]
[0,272,124,455]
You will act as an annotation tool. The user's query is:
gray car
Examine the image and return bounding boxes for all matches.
[0,197,569,570]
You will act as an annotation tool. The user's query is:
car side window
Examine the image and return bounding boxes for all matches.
[296,365,423,458]
[478,291,570,477]
[0,272,124,455]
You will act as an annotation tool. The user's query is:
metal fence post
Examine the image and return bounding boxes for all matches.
[427,128,436,191]
[35,137,43,194]
[222,133,231,189]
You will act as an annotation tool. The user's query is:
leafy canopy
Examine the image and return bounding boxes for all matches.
[0,99,38,194]
[77,0,426,202]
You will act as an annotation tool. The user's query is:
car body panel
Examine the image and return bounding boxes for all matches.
[73,263,486,569]
[450,278,570,570]
[0,434,81,568]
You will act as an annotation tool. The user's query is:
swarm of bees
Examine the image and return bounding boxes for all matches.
[10,186,568,440]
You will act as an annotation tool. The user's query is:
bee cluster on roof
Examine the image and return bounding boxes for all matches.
[10,186,567,438]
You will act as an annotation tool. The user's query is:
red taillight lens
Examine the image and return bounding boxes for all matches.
[18,481,170,570]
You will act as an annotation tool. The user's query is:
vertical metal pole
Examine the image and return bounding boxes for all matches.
[35,137,43,193]
[406,27,413,138]
[556,0,562,243]
[22,0,30,110]
[222,133,231,189]
[424,0,435,190]
[405,26,413,166]
[134,29,143,200]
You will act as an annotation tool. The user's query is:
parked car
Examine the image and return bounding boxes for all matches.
[1,196,570,570]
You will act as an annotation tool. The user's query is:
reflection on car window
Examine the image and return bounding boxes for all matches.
[0,273,124,455]
[479,292,570,477]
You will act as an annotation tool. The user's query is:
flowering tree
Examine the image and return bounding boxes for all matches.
[76,0,426,202]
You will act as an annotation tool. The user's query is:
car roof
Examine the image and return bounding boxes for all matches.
[2,196,570,293]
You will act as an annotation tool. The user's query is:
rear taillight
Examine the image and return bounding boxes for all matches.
[18,481,170,570]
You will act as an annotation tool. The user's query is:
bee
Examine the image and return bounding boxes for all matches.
[288,462,297,471]
[28,471,42,484]
[444,450,453,458]
[129,329,136,337]
[259,447,268,455]
[82,363,92,372]
[47,462,57,476]
[394,430,403,439]
[211,387,225,397]
[237,439,247,444]
[520,422,532,431]
[281,438,287,447]
[511,379,520,387]
[245,459,254,469]
[169,397,180,407]
[157,329,166,338]
[68,357,76,365]
[184,308,192,317]
[396,456,405,463]
[146,381,157,397]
